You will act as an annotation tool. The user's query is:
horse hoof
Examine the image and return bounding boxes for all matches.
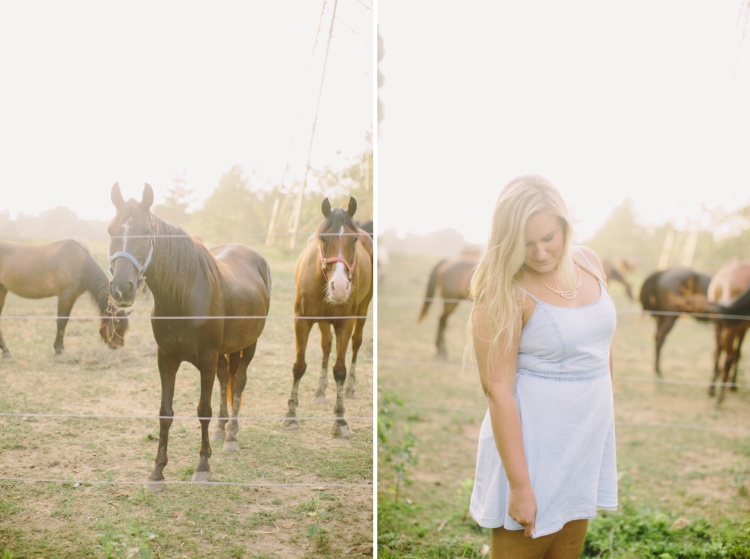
[192,470,211,483]
[2,351,12,359]
[211,429,226,442]
[145,480,165,493]
[223,440,240,452]
[332,424,350,439]
[313,394,327,404]
[282,419,299,430]
[345,389,355,399]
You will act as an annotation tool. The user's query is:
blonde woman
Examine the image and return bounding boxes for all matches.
[467,175,617,558]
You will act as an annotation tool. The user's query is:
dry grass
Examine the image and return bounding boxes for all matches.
[0,246,373,559]
[377,251,750,555]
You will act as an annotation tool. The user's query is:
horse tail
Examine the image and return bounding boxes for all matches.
[418,259,446,323]
[639,270,663,312]
[226,352,241,411]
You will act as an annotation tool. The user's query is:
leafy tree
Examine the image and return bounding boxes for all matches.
[153,171,193,228]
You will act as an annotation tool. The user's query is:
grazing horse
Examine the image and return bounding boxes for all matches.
[0,239,128,357]
[417,253,478,358]
[639,266,715,375]
[602,258,635,301]
[283,197,373,438]
[707,259,750,405]
[108,183,271,487]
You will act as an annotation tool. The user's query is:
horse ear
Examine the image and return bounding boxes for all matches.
[347,197,357,218]
[141,183,154,210]
[322,198,332,217]
[111,182,125,209]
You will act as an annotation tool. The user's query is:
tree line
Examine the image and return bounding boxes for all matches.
[381,197,750,281]
[0,151,373,250]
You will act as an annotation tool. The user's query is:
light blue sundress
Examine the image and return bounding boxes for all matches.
[469,273,618,538]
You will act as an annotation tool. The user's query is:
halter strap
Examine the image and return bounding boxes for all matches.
[319,244,357,281]
[108,222,155,289]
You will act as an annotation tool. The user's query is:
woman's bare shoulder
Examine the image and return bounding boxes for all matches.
[573,245,606,278]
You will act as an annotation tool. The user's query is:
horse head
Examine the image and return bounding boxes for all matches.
[318,197,360,305]
[108,182,156,307]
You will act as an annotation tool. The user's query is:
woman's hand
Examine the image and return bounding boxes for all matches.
[508,484,537,537]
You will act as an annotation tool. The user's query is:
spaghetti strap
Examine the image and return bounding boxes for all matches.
[573,246,607,288]
[577,247,595,270]
[525,289,542,303]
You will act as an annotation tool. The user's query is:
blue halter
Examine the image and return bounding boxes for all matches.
[108,221,155,290]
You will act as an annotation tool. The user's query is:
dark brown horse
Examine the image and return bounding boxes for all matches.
[417,253,478,358]
[283,197,373,438]
[707,259,750,405]
[108,183,271,487]
[0,239,128,357]
[639,266,715,375]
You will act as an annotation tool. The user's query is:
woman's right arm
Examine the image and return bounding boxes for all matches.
[473,305,536,537]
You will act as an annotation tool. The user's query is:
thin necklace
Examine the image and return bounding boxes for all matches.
[531,265,582,300]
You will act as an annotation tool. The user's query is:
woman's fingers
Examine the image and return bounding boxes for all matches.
[523,516,536,538]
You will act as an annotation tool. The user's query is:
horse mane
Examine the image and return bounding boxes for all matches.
[318,207,357,237]
[150,216,226,309]
[70,240,113,315]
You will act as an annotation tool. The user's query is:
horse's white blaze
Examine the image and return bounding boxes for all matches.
[121,219,132,252]
[325,226,352,304]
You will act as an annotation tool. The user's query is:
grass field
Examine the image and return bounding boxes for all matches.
[377,251,750,558]
[0,242,373,559]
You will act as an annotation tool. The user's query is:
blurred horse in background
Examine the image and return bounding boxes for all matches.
[707,259,750,406]
[639,266,715,375]
[418,247,480,358]
[0,239,128,357]
[602,257,636,301]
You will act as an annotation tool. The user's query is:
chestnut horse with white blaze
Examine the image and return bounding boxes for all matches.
[108,183,271,488]
[283,197,373,438]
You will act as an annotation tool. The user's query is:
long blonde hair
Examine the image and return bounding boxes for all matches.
[465,175,577,372]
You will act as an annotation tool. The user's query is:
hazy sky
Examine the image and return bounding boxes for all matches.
[0,1,372,220]
[378,1,750,244]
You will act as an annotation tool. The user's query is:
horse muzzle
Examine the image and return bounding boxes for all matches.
[109,279,138,308]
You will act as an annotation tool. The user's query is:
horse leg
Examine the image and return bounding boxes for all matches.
[717,345,734,407]
[654,315,678,375]
[148,350,180,491]
[709,321,724,397]
[0,287,11,358]
[212,355,229,443]
[345,315,367,398]
[729,324,748,393]
[193,353,219,482]
[331,319,355,438]
[53,292,77,356]
[314,322,332,404]
[225,345,255,452]
[436,302,458,359]
[284,318,312,429]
